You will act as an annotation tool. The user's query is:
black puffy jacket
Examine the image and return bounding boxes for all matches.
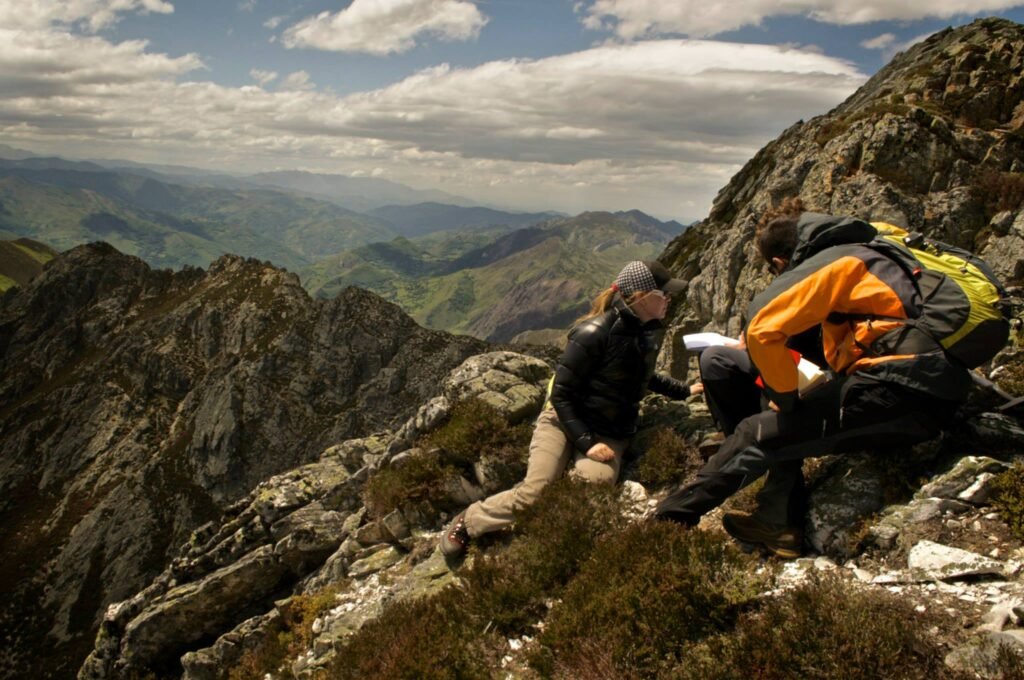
[550,299,691,453]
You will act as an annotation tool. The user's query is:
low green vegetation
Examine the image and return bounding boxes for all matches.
[362,449,462,520]
[675,574,970,680]
[992,462,1024,542]
[228,583,347,680]
[329,480,628,679]
[421,398,532,472]
[533,522,763,678]
[363,398,533,520]
[320,479,979,680]
[631,426,702,487]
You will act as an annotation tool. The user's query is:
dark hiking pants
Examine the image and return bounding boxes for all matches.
[656,346,958,528]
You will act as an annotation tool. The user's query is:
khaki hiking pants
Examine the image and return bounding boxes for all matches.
[463,409,629,538]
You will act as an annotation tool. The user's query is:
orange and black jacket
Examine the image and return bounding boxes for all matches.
[745,213,971,412]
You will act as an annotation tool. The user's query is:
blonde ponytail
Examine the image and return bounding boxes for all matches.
[572,287,647,327]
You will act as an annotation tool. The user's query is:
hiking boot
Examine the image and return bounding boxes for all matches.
[439,512,470,557]
[722,512,802,559]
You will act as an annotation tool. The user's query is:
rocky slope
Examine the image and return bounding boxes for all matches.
[0,244,488,678]
[74,347,1024,679]
[660,17,1024,371]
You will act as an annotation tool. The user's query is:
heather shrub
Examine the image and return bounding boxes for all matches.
[228,583,345,680]
[995,358,1024,397]
[632,427,703,487]
[326,589,497,680]
[327,481,627,678]
[534,523,764,678]
[362,449,461,519]
[972,168,1024,221]
[460,479,628,633]
[992,462,1024,541]
[674,574,962,680]
[423,398,532,469]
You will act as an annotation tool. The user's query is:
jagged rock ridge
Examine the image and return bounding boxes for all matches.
[0,243,488,678]
[660,17,1024,365]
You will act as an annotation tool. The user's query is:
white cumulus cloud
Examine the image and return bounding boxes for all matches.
[282,0,488,55]
[861,33,897,50]
[280,70,315,91]
[579,0,1024,38]
[0,10,866,217]
[250,69,278,86]
[0,0,174,33]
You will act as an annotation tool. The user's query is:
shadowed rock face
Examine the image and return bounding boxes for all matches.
[660,17,1024,356]
[0,242,487,678]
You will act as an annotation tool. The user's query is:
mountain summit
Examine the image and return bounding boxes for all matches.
[662,17,1024,357]
[0,243,488,677]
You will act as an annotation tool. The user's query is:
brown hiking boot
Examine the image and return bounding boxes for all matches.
[439,512,470,557]
[722,512,802,559]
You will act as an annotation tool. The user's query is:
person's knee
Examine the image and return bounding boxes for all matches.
[699,346,738,381]
[572,459,618,485]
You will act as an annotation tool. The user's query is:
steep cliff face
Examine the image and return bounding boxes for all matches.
[0,243,487,678]
[661,18,1024,347]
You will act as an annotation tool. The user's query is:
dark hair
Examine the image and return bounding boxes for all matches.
[756,197,805,263]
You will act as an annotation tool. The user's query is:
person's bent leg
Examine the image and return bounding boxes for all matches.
[699,345,762,435]
[463,409,573,538]
[654,413,778,526]
[750,460,806,528]
[655,377,846,526]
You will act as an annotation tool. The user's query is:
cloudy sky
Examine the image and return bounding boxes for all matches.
[3,1,1023,220]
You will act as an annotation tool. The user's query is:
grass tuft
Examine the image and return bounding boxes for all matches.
[992,462,1024,542]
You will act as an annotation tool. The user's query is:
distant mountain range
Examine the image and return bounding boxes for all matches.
[304,210,681,342]
[245,170,479,213]
[0,150,689,342]
[0,159,391,270]
[368,202,562,238]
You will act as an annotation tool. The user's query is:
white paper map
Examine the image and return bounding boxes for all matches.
[681,332,741,350]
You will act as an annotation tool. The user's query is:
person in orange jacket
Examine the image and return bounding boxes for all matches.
[656,201,970,557]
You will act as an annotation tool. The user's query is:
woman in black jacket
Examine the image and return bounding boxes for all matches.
[439,260,702,557]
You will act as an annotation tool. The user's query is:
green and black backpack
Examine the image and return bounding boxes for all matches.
[867,222,1011,368]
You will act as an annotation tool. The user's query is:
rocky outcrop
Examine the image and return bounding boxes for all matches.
[661,17,1024,343]
[78,350,551,679]
[0,243,489,678]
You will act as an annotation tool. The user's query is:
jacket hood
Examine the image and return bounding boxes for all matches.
[790,212,878,267]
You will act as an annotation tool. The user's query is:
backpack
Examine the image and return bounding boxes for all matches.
[863,222,1011,368]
